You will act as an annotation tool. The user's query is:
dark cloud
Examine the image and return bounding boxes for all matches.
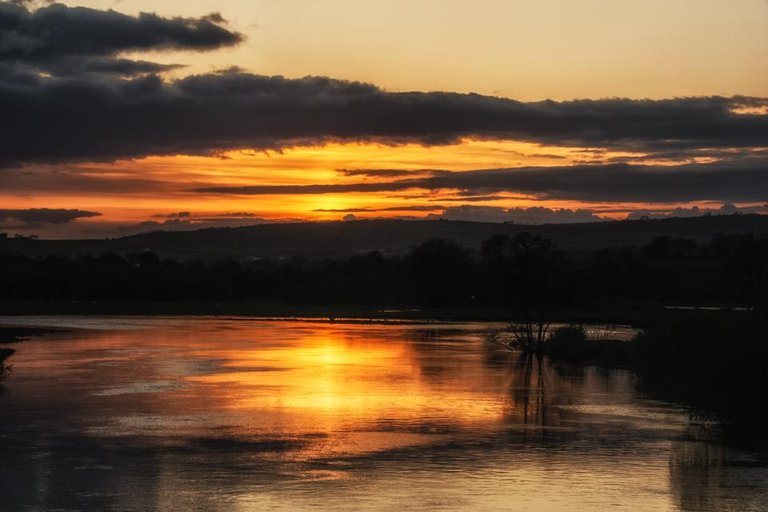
[1,67,767,165]
[336,169,439,179]
[5,1,52,7]
[152,211,192,219]
[425,205,605,224]
[150,211,263,221]
[426,193,521,202]
[626,203,768,220]
[529,153,568,159]
[0,208,100,226]
[39,57,186,77]
[0,165,173,194]
[316,204,605,223]
[418,161,768,203]
[0,3,242,61]
[0,2,242,77]
[313,205,443,213]
[191,159,768,204]
[492,149,568,160]
[215,211,262,218]
[194,181,405,196]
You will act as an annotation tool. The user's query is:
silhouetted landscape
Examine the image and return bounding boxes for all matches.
[3,0,768,509]
[4,215,768,259]
[2,216,765,310]
[3,216,767,425]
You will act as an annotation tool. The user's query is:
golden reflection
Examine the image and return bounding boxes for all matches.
[2,318,690,463]
[187,327,507,454]
[4,317,763,511]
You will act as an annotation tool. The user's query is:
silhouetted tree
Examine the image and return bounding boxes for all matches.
[643,235,673,259]
[484,233,566,353]
[407,239,473,305]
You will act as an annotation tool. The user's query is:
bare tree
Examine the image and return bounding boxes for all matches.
[483,232,566,355]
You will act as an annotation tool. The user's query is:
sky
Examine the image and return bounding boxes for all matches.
[1,0,767,238]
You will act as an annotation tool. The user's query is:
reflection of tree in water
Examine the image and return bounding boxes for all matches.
[409,327,582,429]
[514,354,546,424]
[669,426,768,512]
[502,353,585,431]
[497,349,642,445]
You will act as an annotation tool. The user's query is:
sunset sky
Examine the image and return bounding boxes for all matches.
[1,0,767,237]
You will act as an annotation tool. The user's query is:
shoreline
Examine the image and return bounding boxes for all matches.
[0,326,64,343]
[3,307,765,425]
[0,299,753,327]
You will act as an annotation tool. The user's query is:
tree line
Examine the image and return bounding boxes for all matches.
[0,232,766,309]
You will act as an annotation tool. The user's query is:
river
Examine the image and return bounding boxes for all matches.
[1,316,766,511]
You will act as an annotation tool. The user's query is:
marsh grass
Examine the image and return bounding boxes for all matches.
[0,348,14,382]
[486,319,552,354]
[499,311,768,424]
[0,327,58,343]
[630,311,768,422]
[488,323,633,365]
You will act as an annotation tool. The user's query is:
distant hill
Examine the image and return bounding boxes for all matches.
[2,215,768,260]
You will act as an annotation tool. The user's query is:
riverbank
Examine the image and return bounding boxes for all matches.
[0,347,13,381]
[0,326,62,343]
[542,309,768,425]
[0,326,58,382]
[0,298,743,325]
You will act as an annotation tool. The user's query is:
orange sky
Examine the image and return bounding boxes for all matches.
[3,136,767,238]
[5,139,753,237]
[1,141,584,214]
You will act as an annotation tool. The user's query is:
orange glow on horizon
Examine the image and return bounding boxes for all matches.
[2,138,763,237]
[0,140,635,217]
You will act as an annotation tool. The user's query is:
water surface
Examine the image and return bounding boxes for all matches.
[1,316,766,511]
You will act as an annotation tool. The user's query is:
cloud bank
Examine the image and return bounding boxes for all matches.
[194,160,768,203]
[626,203,767,220]
[1,1,765,192]
[314,204,604,224]
[0,3,242,76]
[0,208,100,227]
[425,206,604,224]
[1,71,766,165]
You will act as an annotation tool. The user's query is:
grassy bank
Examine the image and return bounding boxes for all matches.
[0,326,60,343]
[0,297,683,324]
[0,326,62,383]
[542,310,768,424]
[0,347,14,382]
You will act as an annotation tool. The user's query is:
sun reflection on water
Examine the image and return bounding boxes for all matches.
[4,317,766,512]
[183,326,510,456]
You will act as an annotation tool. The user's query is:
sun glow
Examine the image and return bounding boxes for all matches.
[0,140,624,222]
[3,137,764,238]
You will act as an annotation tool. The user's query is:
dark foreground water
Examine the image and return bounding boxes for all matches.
[1,316,767,512]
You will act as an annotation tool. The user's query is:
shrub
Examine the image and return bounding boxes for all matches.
[0,348,14,382]
[546,325,589,360]
[545,325,633,367]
